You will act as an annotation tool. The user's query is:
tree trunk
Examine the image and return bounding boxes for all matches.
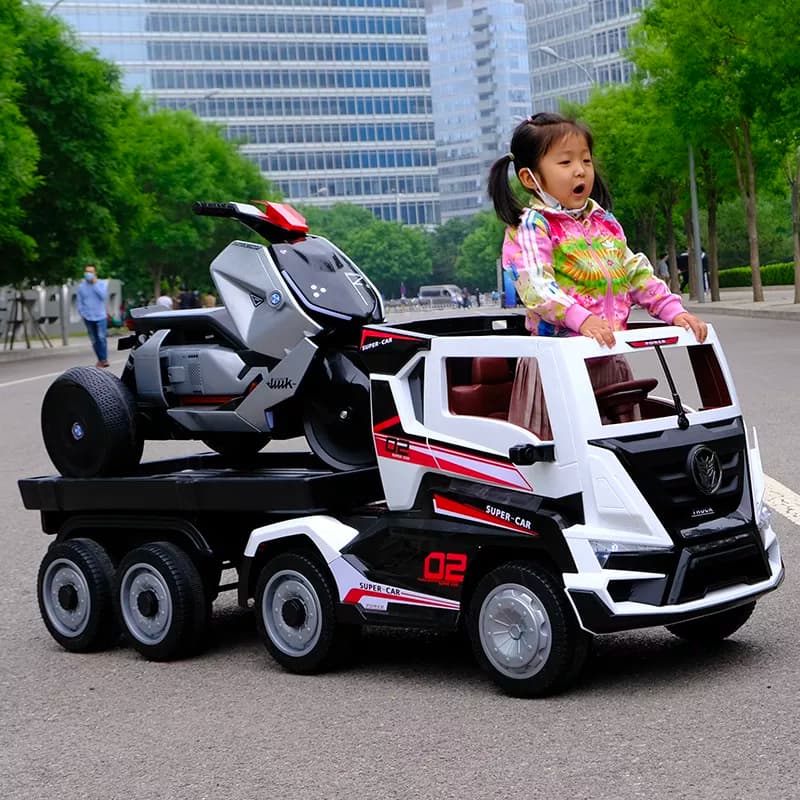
[664,203,679,292]
[700,150,720,301]
[731,119,763,302]
[792,157,800,305]
[684,210,698,301]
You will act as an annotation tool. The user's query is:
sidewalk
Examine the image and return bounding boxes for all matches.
[681,285,800,321]
[1,286,797,365]
[0,334,98,365]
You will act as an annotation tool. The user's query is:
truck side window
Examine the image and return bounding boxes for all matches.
[506,357,554,441]
[447,357,516,421]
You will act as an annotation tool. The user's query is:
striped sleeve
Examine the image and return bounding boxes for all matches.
[510,209,587,329]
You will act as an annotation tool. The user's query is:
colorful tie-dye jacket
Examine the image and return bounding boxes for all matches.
[502,199,685,335]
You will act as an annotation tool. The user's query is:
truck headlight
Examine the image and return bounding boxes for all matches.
[589,540,673,568]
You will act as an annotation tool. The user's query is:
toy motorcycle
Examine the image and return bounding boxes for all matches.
[41,201,385,477]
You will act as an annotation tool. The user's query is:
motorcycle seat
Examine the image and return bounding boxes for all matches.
[131,306,246,350]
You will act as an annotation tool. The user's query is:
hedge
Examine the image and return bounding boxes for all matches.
[718,261,795,288]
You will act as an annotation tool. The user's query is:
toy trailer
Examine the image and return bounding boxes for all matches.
[21,313,783,696]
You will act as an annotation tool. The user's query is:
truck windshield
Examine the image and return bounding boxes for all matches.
[588,343,732,427]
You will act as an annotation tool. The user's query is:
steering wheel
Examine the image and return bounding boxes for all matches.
[594,378,658,421]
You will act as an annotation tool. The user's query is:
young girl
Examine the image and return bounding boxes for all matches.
[487,112,707,436]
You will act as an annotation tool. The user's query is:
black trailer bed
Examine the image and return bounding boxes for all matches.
[19,451,384,515]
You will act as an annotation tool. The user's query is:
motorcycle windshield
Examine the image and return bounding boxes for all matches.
[271,236,381,323]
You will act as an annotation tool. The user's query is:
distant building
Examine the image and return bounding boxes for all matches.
[45,0,440,225]
[525,0,646,111]
[425,0,531,221]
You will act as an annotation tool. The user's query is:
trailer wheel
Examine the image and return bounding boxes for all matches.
[115,542,207,661]
[37,538,118,653]
[468,561,590,697]
[41,366,143,478]
[255,552,355,674]
[666,601,756,642]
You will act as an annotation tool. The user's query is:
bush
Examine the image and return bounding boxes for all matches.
[718,261,795,288]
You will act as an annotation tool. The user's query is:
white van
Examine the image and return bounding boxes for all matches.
[418,284,461,306]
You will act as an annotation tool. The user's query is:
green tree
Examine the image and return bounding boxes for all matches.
[632,0,791,301]
[5,1,129,284]
[298,203,379,253]
[114,102,274,301]
[455,211,505,290]
[430,216,474,285]
[0,12,39,279]
[345,220,432,298]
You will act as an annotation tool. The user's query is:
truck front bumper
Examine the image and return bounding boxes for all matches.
[564,534,784,635]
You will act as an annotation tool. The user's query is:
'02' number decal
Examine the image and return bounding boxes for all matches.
[421,552,467,586]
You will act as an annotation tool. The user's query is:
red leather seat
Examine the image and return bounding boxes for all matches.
[449,357,513,419]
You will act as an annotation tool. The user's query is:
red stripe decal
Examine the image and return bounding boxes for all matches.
[373,415,401,433]
[433,494,539,536]
[360,329,424,348]
[628,336,679,348]
[343,588,458,610]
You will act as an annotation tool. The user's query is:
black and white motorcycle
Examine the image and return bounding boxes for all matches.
[41,201,385,477]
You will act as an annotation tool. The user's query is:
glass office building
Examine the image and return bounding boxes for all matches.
[526,0,646,111]
[46,0,440,225]
[425,0,530,221]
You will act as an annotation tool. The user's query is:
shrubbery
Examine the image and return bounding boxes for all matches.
[718,262,795,288]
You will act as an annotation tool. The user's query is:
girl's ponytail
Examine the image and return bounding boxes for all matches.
[488,153,524,226]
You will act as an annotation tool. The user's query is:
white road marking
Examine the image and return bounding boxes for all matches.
[0,369,67,389]
[0,360,125,389]
[765,475,800,528]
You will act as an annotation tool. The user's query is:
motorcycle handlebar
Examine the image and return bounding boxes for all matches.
[193,201,238,218]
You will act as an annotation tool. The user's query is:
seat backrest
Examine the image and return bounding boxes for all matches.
[449,357,513,419]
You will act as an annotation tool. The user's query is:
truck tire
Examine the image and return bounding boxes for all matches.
[37,538,119,653]
[41,366,143,478]
[115,541,207,661]
[666,601,756,642]
[255,552,356,674]
[468,561,591,697]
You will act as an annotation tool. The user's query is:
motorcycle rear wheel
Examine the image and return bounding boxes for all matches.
[302,351,376,472]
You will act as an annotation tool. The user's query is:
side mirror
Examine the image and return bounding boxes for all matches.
[508,443,556,465]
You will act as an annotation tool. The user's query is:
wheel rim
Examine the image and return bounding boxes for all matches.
[119,563,173,645]
[478,582,553,679]
[41,559,91,637]
[262,569,322,657]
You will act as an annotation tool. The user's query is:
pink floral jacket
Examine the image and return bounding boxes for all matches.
[502,199,685,335]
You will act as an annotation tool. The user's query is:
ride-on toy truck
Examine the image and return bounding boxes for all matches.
[21,314,783,696]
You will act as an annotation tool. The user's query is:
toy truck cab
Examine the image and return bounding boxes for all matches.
[280,314,778,693]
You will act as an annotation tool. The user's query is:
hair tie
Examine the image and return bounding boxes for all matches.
[506,152,515,162]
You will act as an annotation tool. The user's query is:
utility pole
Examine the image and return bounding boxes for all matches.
[688,145,705,303]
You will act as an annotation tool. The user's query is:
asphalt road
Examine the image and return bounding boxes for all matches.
[1,316,798,800]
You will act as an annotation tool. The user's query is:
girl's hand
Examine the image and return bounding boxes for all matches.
[673,312,708,343]
[579,315,616,347]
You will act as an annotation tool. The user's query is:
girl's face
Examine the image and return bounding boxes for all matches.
[525,132,595,210]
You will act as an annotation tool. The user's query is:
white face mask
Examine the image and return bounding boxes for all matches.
[529,171,589,217]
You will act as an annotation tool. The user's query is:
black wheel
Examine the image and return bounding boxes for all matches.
[115,541,207,661]
[41,366,143,477]
[666,601,756,642]
[255,552,357,674]
[37,538,119,653]
[201,433,271,461]
[302,351,376,471]
[468,561,590,697]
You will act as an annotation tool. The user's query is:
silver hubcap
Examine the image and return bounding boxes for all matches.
[119,563,173,645]
[42,559,91,637]
[262,570,321,657]
[479,582,552,678]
